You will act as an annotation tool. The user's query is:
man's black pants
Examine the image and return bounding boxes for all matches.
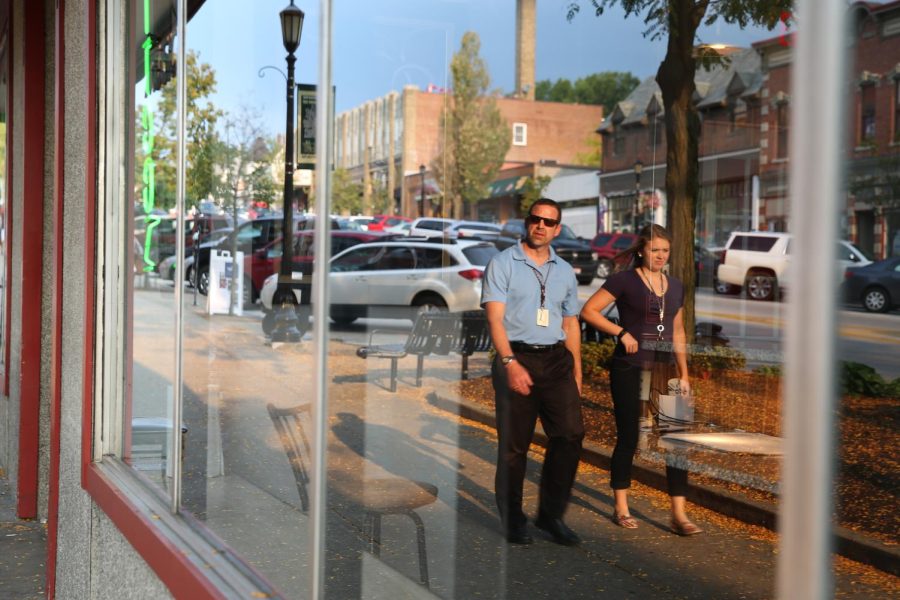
[491,345,584,530]
[609,358,689,496]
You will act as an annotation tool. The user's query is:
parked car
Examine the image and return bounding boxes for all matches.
[409,217,456,238]
[366,214,412,232]
[189,216,303,298]
[590,232,637,278]
[842,257,900,313]
[494,219,599,285]
[694,245,741,294]
[259,238,499,325]
[445,220,502,241]
[243,230,384,308]
[717,232,871,301]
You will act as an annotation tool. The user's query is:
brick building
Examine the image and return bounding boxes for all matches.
[597,0,900,257]
[757,0,900,258]
[334,85,603,219]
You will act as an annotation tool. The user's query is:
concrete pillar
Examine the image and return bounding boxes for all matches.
[515,0,536,100]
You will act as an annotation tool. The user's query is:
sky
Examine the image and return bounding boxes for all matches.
[185,0,786,137]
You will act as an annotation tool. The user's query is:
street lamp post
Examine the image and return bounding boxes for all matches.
[419,164,426,218]
[633,159,643,233]
[271,1,305,343]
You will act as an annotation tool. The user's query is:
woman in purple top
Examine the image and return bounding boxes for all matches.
[580,224,702,536]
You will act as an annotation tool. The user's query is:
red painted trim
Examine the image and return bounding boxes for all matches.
[84,467,224,600]
[16,0,45,520]
[3,3,13,398]
[80,0,96,491]
[47,0,65,596]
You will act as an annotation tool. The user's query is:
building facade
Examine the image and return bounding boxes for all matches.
[334,86,603,218]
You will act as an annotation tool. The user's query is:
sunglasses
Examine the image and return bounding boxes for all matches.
[526,214,560,228]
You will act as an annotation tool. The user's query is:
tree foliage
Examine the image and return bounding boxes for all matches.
[567,0,790,339]
[331,168,364,215]
[519,175,552,214]
[137,50,223,210]
[432,32,511,220]
[534,71,639,111]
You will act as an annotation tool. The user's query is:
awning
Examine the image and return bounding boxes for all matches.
[488,176,528,198]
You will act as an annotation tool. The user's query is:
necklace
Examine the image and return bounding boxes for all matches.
[638,268,666,338]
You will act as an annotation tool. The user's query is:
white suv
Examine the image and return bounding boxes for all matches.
[717,232,871,301]
[259,239,499,325]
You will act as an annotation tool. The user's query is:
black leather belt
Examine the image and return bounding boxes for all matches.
[510,341,564,353]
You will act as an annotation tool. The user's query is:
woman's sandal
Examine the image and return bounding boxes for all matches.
[613,513,639,529]
[670,519,703,536]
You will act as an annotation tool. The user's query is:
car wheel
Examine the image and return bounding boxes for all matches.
[745,272,776,301]
[596,259,614,279]
[186,264,195,287]
[714,278,739,295]
[862,286,890,313]
[330,313,357,326]
[197,268,210,296]
[412,293,448,317]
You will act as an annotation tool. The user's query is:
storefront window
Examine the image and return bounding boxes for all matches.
[94,1,898,597]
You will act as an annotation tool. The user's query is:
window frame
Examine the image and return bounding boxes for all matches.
[512,121,527,146]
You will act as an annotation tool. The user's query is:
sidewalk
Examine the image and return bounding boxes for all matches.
[0,470,46,599]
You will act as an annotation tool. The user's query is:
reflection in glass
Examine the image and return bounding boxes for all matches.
[123,0,180,493]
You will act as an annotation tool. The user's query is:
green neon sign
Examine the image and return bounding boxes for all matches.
[140,0,160,272]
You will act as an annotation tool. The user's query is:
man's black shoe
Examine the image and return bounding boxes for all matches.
[534,516,581,546]
[505,524,534,545]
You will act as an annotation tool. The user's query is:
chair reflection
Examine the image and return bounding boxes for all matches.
[266,403,438,588]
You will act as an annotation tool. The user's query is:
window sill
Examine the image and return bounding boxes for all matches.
[853,145,875,152]
[86,459,279,599]
[771,157,790,164]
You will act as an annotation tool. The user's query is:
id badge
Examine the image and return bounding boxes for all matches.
[536,307,549,327]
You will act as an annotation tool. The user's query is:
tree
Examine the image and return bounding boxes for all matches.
[567,1,789,338]
[432,32,511,220]
[535,71,640,111]
[331,168,364,215]
[519,175,552,214]
[137,50,223,210]
[216,106,276,314]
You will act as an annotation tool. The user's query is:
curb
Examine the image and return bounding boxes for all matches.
[428,392,899,577]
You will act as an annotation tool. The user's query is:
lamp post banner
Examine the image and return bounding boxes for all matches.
[297,84,316,169]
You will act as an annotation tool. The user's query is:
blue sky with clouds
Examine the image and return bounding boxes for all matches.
[186,1,783,136]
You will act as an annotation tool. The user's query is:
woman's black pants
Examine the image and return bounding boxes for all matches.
[609,358,688,497]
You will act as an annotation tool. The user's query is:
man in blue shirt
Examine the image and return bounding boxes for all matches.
[481,198,584,546]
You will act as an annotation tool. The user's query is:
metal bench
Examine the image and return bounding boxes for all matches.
[356,310,492,391]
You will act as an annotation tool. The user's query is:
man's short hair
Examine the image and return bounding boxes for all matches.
[529,198,562,221]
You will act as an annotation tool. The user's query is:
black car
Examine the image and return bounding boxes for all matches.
[842,257,900,313]
[494,219,599,285]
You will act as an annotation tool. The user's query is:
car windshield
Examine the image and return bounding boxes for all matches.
[462,244,499,266]
[557,224,578,240]
[593,234,612,246]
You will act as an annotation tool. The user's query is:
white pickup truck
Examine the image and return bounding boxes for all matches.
[716,232,871,301]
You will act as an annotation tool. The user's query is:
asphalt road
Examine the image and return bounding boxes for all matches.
[152,273,900,380]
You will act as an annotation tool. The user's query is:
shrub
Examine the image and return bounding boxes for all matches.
[753,365,782,377]
[690,346,747,374]
[841,361,900,398]
[581,339,616,380]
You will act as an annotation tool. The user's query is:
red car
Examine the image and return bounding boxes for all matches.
[590,232,638,278]
[365,214,412,232]
[243,230,384,305]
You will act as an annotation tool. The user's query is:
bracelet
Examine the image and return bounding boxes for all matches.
[616,329,627,342]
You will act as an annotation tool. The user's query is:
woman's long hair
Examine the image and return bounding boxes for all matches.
[613,224,672,273]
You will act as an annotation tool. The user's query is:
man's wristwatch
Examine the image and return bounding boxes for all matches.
[501,355,517,366]
[616,329,628,342]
